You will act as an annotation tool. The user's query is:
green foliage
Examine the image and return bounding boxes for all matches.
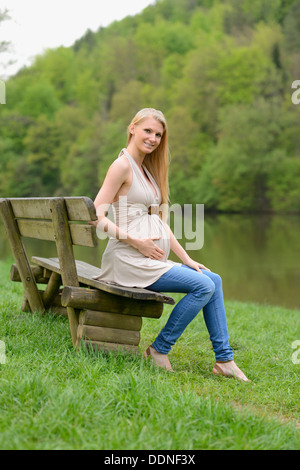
[283,0,300,52]
[0,0,299,212]
[197,98,297,211]
[18,80,61,119]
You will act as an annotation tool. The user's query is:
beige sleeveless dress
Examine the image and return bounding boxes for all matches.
[94,148,180,288]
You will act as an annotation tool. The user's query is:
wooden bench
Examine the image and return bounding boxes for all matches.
[0,197,175,354]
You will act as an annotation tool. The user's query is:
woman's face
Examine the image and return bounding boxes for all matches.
[129,117,164,156]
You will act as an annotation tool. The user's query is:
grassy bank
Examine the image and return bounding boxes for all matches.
[0,258,299,450]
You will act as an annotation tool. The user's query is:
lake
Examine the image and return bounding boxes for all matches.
[0,213,299,310]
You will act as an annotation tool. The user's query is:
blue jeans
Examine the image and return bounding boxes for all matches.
[145,264,233,361]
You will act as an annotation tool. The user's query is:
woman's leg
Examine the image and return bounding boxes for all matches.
[145,265,249,380]
[145,265,233,361]
[200,270,233,361]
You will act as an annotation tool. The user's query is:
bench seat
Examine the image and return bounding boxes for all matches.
[31,256,175,304]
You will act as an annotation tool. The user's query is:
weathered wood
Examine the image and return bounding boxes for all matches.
[82,340,139,355]
[43,268,53,278]
[21,296,30,312]
[50,198,80,346]
[10,196,97,222]
[17,219,97,247]
[0,199,44,313]
[77,324,140,345]
[11,263,88,287]
[10,264,46,283]
[42,272,62,308]
[21,289,63,312]
[39,290,63,306]
[62,286,163,318]
[32,257,175,305]
[79,309,142,331]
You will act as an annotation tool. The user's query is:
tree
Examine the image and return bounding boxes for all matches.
[19,80,61,119]
[32,47,76,103]
[23,115,61,195]
[197,98,295,212]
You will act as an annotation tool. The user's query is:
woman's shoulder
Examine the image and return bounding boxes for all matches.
[109,152,131,172]
[106,153,131,186]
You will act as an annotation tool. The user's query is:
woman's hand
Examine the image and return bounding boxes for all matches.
[88,220,98,227]
[184,256,211,273]
[133,237,165,260]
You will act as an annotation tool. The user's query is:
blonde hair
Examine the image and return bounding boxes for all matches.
[127,108,170,208]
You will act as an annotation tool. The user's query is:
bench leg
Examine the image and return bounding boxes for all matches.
[77,309,142,354]
[42,272,61,308]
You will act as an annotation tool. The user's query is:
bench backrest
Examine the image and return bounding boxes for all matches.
[0,197,98,316]
[6,197,98,247]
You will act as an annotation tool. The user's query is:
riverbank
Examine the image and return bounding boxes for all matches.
[0,258,299,450]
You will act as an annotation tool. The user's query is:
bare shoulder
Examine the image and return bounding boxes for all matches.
[109,154,131,176]
[104,154,132,195]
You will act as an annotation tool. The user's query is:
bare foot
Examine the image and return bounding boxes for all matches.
[213,360,250,382]
[143,346,174,372]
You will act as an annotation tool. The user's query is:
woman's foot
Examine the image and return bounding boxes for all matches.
[143,345,174,372]
[213,360,250,382]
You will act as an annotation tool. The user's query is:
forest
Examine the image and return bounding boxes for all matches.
[1,0,300,212]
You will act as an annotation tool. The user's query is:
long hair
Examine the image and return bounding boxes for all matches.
[126,108,170,209]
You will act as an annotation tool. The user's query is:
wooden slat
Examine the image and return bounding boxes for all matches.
[17,219,97,247]
[10,264,46,283]
[31,256,175,305]
[77,324,140,345]
[17,219,54,241]
[10,196,97,222]
[65,197,97,222]
[69,223,97,247]
[62,286,163,318]
[79,309,142,331]
[11,263,86,287]
[10,198,52,220]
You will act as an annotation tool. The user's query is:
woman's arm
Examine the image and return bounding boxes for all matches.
[164,223,210,273]
[93,158,165,260]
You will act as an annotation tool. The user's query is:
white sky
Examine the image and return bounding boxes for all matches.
[0,0,156,78]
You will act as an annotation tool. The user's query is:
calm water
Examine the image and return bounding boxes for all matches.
[0,213,299,310]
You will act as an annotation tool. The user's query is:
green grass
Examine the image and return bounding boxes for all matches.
[0,257,299,450]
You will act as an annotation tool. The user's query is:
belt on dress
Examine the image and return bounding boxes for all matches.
[148,204,161,217]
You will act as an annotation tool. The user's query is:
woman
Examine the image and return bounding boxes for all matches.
[93,108,249,381]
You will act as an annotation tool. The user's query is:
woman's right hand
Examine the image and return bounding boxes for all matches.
[133,237,165,260]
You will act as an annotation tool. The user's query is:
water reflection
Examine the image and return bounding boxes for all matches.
[198,214,300,310]
[0,213,299,310]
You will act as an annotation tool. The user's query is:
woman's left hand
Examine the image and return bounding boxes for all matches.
[184,257,211,273]
[88,220,98,227]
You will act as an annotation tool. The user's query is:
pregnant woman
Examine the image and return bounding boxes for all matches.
[92,108,249,381]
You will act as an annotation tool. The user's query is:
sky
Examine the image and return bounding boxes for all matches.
[0,0,156,79]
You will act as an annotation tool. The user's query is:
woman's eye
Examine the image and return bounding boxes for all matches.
[144,129,161,138]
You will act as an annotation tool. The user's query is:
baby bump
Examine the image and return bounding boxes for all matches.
[128,215,170,260]
[154,232,170,261]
